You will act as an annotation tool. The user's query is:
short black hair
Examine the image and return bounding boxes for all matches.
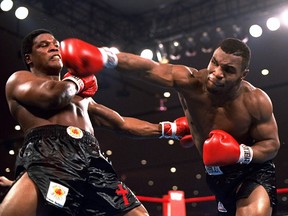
[21,29,53,70]
[218,38,251,71]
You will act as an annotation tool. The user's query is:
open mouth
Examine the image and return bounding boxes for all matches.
[50,54,61,60]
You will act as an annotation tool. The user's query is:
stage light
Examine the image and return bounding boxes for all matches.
[249,24,262,38]
[157,98,167,111]
[169,40,182,60]
[185,36,197,57]
[140,48,153,59]
[163,92,171,98]
[232,24,249,43]
[266,17,280,31]
[281,10,288,27]
[14,125,21,130]
[0,0,13,11]
[215,27,225,41]
[261,69,269,76]
[15,6,29,20]
[156,43,169,63]
[200,32,213,53]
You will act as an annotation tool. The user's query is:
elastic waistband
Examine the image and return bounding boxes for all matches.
[24,125,97,144]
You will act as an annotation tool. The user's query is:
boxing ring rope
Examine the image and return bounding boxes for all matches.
[136,188,288,216]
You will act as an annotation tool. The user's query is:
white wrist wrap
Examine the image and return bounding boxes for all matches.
[159,122,178,139]
[62,76,84,93]
[238,144,253,164]
[99,47,118,68]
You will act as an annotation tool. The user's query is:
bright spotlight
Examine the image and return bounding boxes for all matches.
[140,49,153,59]
[249,24,263,38]
[169,40,182,60]
[0,0,13,11]
[261,69,269,76]
[266,17,280,31]
[156,43,169,63]
[15,6,29,20]
[281,10,288,27]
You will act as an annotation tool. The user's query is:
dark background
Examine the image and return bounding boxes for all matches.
[1,0,288,215]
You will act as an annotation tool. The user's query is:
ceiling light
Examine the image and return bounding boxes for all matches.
[170,167,176,173]
[14,125,21,130]
[169,40,182,60]
[281,10,288,27]
[249,24,263,38]
[266,17,281,31]
[156,43,169,64]
[261,69,269,76]
[200,32,213,53]
[140,49,153,59]
[185,36,197,57]
[232,24,249,43]
[15,6,29,20]
[0,0,13,11]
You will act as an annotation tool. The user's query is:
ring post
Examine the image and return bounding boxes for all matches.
[163,190,186,216]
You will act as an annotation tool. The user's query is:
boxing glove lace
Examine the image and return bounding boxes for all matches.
[160,117,190,140]
[63,72,98,97]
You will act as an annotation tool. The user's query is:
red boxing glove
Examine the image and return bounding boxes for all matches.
[60,38,118,77]
[63,72,98,98]
[180,134,194,148]
[160,117,190,140]
[203,130,253,166]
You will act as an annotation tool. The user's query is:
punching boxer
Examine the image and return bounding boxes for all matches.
[1,29,192,216]
[60,37,280,215]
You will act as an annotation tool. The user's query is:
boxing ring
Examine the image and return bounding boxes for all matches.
[136,188,288,216]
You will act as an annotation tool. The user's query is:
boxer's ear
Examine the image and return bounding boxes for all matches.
[24,54,32,65]
[242,68,249,79]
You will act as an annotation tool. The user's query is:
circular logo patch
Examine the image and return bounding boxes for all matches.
[66,126,83,139]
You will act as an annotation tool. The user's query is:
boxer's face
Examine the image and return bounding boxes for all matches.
[26,33,63,74]
[206,47,247,94]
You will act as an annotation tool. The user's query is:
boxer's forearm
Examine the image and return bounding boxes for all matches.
[120,117,161,137]
[116,52,158,73]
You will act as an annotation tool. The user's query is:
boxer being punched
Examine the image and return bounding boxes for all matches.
[1,29,192,216]
[61,37,280,215]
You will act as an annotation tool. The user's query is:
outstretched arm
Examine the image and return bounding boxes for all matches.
[88,99,161,138]
[60,38,197,89]
[116,52,194,88]
[88,99,193,144]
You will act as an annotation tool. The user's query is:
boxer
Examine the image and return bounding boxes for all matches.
[2,29,192,216]
[59,37,280,215]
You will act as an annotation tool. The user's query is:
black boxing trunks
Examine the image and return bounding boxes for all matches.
[205,161,277,216]
[15,125,141,216]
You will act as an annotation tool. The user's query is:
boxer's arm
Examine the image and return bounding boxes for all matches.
[116,52,197,88]
[247,89,280,163]
[6,71,77,110]
[204,90,280,166]
[88,99,161,137]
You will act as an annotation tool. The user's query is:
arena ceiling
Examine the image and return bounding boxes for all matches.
[1,0,288,215]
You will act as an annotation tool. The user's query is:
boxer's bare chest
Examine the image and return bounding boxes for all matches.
[180,92,252,148]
